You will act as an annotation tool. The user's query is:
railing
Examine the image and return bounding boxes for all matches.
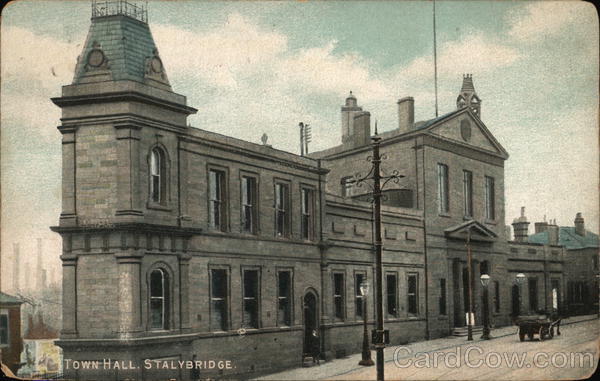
[92,0,148,23]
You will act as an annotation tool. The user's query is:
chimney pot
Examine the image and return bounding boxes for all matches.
[574,212,585,236]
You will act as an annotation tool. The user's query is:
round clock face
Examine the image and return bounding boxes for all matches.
[87,49,104,67]
[460,120,472,142]
[150,57,163,73]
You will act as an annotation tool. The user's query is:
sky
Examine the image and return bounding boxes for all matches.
[1,0,598,292]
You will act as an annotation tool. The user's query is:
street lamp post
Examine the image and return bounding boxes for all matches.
[516,273,526,316]
[466,229,474,341]
[359,281,374,366]
[355,125,403,381]
[480,274,491,340]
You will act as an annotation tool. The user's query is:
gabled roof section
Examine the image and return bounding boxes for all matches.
[445,220,498,242]
[529,227,599,249]
[419,108,509,159]
[73,11,171,90]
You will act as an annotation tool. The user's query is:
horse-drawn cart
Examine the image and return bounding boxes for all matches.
[516,314,561,341]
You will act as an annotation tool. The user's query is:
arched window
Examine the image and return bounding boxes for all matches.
[150,147,167,204]
[150,268,169,330]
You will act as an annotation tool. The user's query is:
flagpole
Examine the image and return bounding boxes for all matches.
[433,0,439,117]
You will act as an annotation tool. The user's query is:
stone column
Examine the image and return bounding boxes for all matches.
[115,124,143,220]
[115,250,143,338]
[61,254,78,337]
[179,253,192,331]
[59,127,77,226]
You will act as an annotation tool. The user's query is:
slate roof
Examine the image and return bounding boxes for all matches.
[0,291,22,305]
[528,227,599,250]
[73,14,170,87]
[413,109,462,130]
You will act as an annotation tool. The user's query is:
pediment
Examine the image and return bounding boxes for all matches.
[426,109,508,158]
[445,220,497,242]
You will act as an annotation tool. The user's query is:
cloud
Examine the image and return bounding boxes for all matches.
[401,32,520,80]
[507,1,594,42]
[153,14,288,88]
[151,13,399,152]
[1,26,81,93]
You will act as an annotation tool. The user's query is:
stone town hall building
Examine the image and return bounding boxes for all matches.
[49,3,592,380]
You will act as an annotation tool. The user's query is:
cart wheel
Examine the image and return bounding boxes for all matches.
[539,326,545,341]
[519,329,525,342]
[549,328,554,339]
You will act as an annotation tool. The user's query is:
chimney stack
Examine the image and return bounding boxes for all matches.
[534,215,549,234]
[397,97,414,133]
[547,219,559,245]
[13,243,20,292]
[574,212,585,236]
[352,111,371,146]
[512,206,530,242]
[36,238,43,290]
[341,91,363,144]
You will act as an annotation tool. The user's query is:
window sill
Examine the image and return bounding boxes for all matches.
[438,213,451,218]
[484,220,497,225]
[208,227,230,234]
[463,216,474,221]
[146,202,172,212]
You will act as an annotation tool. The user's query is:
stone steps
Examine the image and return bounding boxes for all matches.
[452,326,483,337]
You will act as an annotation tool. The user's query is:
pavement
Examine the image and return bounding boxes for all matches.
[257,314,598,380]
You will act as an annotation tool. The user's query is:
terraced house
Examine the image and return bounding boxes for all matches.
[50,3,594,380]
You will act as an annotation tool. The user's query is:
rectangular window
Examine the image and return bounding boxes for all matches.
[407,274,419,315]
[355,273,365,318]
[277,271,292,326]
[439,278,447,315]
[463,170,473,217]
[494,281,500,313]
[301,188,314,240]
[485,176,495,220]
[275,183,290,237]
[341,176,355,197]
[386,273,398,317]
[0,313,8,345]
[438,164,449,213]
[241,176,257,234]
[528,278,538,312]
[209,170,227,231]
[210,269,228,331]
[333,273,345,320]
[242,270,259,329]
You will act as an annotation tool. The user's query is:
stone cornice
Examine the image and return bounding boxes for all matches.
[50,223,203,237]
[51,90,197,115]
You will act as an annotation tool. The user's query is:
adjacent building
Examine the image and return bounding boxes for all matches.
[49,3,596,380]
[0,292,23,374]
[511,211,598,316]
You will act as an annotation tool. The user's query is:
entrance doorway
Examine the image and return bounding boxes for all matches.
[511,284,520,318]
[303,291,319,358]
